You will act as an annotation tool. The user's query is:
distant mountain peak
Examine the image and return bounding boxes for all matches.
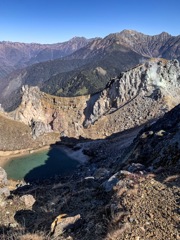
[159,31,172,37]
[119,29,172,38]
[120,29,140,35]
[69,36,88,41]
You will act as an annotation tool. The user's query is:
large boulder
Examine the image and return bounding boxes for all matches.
[51,214,81,237]
[20,194,36,208]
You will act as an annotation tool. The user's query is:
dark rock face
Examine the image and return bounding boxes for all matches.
[126,104,180,168]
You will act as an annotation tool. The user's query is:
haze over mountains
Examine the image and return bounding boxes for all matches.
[0,37,93,79]
[0,30,180,111]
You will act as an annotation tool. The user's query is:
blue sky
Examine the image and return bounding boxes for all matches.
[0,0,179,43]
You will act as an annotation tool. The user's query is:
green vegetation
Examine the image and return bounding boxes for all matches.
[41,46,143,97]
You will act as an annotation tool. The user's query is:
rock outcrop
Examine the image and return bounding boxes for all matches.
[6,59,180,141]
[84,59,180,127]
[0,167,8,186]
[0,167,10,207]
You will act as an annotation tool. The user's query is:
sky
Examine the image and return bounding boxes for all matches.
[0,0,179,43]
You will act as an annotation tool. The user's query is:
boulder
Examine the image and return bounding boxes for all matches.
[20,194,36,208]
[51,214,81,237]
[0,187,10,197]
[102,173,119,192]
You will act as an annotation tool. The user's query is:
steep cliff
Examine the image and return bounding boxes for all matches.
[84,59,180,126]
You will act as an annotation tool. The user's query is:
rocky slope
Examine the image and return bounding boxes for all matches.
[0,112,59,152]
[0,58,178,152]
[1,30,180,111]
[0,94,179,240]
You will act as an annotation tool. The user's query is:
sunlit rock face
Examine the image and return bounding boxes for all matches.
[84,59,180,127]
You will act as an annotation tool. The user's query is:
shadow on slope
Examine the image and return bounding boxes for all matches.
[6,108,180,239]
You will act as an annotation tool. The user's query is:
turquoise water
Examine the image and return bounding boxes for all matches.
[3,147,79,182]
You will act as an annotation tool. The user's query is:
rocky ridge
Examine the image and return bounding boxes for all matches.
[1,58,180,151]
[109,30,180,59]
[84,59,180,126]
[6,58,180,144]
[66,30,180,61]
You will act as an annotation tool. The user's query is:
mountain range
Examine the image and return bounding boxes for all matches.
[0,37,93,79]
[0,30,180,240]
[0,30,180,111]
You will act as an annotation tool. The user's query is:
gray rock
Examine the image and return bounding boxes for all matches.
[0,187,10,197]
[127,163,145,173]
[0,167,8,186]
[102,173,119,192]
[30,119,52,139]
[94,168,110,179]
[20,194,36,208]
[84,59,180,127]
[0,104,4,112]
[51,214,81,237]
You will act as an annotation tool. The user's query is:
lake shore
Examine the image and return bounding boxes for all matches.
[0,145,50,167]
[0,142,90,169]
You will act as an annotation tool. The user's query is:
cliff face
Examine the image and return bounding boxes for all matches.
[8,59,180,142]
[84,59,180,127]
[10,86,90,139]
